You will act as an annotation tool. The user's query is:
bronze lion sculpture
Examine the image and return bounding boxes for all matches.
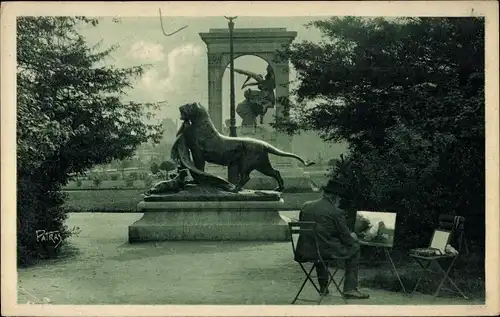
[177,102,315,192]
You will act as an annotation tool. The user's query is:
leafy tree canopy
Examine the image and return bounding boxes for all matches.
[16,16,163,265]
[277,17,483,144]
[150,162,160,175]
[17,16,163,186]
[276,17,485,246]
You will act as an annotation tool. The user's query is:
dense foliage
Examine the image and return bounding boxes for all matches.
[159,160,177,172]
[276,17,485,247]
[17,17,162,266]
[150,162,160,175]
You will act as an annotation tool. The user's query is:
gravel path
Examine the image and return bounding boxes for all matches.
[17,213,481,305]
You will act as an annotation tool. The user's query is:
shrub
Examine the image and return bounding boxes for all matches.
[129,171,138,181]
[354,214,372,237]
[275,17,485,248]
[150,162,159,175]
[17,179,71,266]
[92,176,102,188]
[76,179,82,188]
[16,17,163,266]
[327,158,339,167]
[144,175,153,188]
[159,160,176,172]
[125,175,135,187]
[110,174,119,181]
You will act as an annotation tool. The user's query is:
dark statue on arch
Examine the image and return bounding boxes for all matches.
[234,64,276,127]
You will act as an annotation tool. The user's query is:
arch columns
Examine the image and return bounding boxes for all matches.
[200,28,297,133]
[206,53,226,133]
[272,61,295,168]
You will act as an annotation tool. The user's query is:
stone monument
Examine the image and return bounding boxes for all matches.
[128,102,316,243]
[199,28,311,190]
[130,186,287,242]
[234,64,276,130]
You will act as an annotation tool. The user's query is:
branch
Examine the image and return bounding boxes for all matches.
[159,9,188,36]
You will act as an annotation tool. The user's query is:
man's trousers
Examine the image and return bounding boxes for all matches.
[316,248,360,292]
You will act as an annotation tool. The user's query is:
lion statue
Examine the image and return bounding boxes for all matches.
[176,102,315,192]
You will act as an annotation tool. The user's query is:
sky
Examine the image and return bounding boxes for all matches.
[76,16,330,124]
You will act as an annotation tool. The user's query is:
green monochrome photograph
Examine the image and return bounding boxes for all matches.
[2,1,498,316]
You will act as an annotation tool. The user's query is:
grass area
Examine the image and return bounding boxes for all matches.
[62,172,329,212]
[65,170,329,191]
[63,189,145,212]
[63,170,328,212]
[65,179,150,190]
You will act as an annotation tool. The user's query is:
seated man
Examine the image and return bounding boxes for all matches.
[295,178,369,299]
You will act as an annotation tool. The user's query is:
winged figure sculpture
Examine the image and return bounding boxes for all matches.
[233,68,264,89]
[229,65,276,126]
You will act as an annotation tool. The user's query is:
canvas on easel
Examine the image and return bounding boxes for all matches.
[354,211,398,248]
[354,210,406,294]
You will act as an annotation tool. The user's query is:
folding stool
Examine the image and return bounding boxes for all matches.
[288,221,348,305]
[409,215,470,300]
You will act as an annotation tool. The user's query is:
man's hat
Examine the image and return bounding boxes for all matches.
[321,154,350,195]
[321,177,345,196]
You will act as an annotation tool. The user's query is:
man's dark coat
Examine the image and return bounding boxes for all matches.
[295,197,360,261]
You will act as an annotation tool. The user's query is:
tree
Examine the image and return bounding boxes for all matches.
[354,214,372,238]
[275,17,485,247]
[119,159,132,180]
[17,17,162,265]
[92,175,103,188]
[159,160,176,172]
[150,162,160,175]
[153,140,174,162]
[160,117,179,142]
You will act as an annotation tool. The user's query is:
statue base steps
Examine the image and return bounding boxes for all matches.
[129,199,290,242]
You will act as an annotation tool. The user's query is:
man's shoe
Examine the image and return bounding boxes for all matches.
[343,289,370,299]
[319,287,330,296]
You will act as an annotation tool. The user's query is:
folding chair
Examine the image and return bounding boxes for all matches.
[288,221,348,305]
[409,215,470,300]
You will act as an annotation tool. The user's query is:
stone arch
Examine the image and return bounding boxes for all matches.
[199,28,297,134]
[220,54,272,127]
[226,53,273,68]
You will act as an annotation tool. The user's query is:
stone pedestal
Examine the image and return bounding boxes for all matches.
[129,186,290,242]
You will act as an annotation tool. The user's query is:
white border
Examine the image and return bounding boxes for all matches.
[2,1,499,316]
